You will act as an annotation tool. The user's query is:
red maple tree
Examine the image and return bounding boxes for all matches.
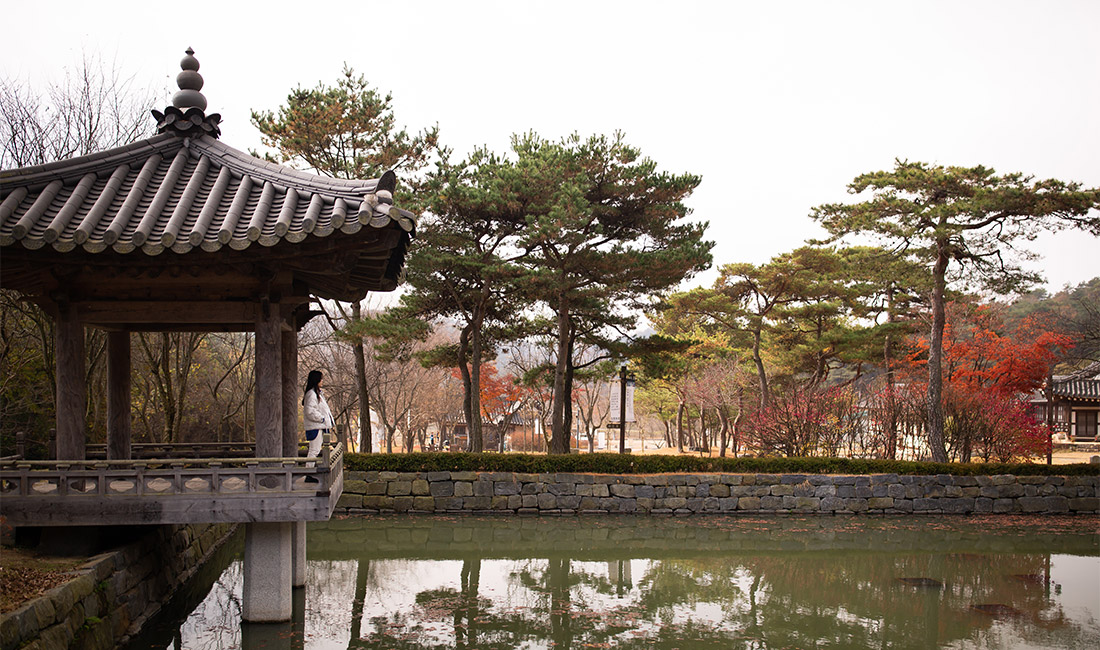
[903,303,1073,462]
[453,363,526,451]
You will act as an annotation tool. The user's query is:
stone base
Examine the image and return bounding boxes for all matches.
[242,522,293,622]
[292,521,307,587]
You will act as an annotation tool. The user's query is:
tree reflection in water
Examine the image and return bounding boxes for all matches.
[140,515,1099,650]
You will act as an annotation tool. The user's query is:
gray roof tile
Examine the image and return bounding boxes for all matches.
[0,133,416,258]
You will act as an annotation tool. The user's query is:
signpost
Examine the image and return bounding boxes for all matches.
[610,364,635,453]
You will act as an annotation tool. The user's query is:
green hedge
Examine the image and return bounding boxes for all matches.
[344,452,1099,476]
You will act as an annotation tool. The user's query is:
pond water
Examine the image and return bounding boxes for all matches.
[126,515,1099,650]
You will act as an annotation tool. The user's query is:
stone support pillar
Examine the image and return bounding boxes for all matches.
[242,522,293,622]
[282,328,299,457]
[54,302,85,460]
[255,305,282,458]
[292,521,307,587]
[106,331,131,460]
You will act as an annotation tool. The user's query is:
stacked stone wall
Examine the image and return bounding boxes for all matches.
[336,471,1099,515]
[0,523,236,650]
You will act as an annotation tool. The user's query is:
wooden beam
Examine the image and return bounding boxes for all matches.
[255,302,282,458]
[78,301,258,325]
[106,331,131,460]
[54,302,85,460]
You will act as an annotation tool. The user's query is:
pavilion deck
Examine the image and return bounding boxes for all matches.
[0,442,344,526]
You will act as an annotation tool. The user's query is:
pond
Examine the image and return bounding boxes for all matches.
[126,515,1099,650]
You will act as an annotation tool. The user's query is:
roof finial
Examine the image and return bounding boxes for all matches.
[152,47,222,139]
[173,47,207,111]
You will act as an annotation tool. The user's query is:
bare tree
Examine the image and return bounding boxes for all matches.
[508,338,558,452]
[364,336,444,453]
[134,333,204,443]
[1,52,155,168]
[298,315,364,449]
[572,345,612,453]
[689,358,750,457]
[1,54,156,454]
[198,333,255,442]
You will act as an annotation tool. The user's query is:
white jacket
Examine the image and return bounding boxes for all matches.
[303,389,334,431]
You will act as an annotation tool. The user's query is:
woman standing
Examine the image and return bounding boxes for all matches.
[302,369,334,458]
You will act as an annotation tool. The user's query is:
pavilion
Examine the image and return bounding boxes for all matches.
[0,49,416,621]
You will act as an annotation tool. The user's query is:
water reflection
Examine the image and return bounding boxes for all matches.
[128,515,1099,650]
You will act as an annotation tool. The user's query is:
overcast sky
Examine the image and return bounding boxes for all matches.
[3,0,1097,294]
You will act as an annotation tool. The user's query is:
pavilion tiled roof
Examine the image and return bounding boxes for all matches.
[0,133,415,256]
[0,48,417,302]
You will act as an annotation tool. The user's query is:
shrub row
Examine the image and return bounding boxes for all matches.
[343,452,1099,476]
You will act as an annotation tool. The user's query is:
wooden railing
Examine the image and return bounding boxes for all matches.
[84,442,269,460]
[0,442,345,525]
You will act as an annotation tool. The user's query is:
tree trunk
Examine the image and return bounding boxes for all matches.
[926,239,949,463]
[1045,372,1054,465]
[752,327,770,409]
[549,303,572,454]
[456,325,475,451]
[281,330,298,457]
[717,406,729,458]
[699,409,709,451]
[733,390,745,457]
[563,331,576,451]
[106,331,131,460]
[676,400,685,453]
[884,284,898,460]
[351,302,373,454]
[469,316,485,452]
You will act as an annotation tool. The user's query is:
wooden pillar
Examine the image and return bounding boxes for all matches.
[255,303,282,458]
[282,328,299,457]
[107,331,132,460]
[54,302,85,460]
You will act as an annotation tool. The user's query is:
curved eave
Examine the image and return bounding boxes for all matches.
[0,134,416,268]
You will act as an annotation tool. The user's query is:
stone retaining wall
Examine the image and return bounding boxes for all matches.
[336,471,1099,515]
[0,523,237,650]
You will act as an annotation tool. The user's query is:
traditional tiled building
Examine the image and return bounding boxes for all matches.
[1031,362,1100,442]
[0,48,416,621]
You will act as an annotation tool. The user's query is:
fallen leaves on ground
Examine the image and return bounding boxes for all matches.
[0,550,84,613]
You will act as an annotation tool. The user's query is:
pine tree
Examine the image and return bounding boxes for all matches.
[511,132,713,453]
[252,67,441,452]
[812,160,1099,462]
[385,149,529,452]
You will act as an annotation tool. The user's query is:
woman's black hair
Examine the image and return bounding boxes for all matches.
[303,370,323,405]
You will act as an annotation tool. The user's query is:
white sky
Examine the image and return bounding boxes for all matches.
[3,0,1098,294]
